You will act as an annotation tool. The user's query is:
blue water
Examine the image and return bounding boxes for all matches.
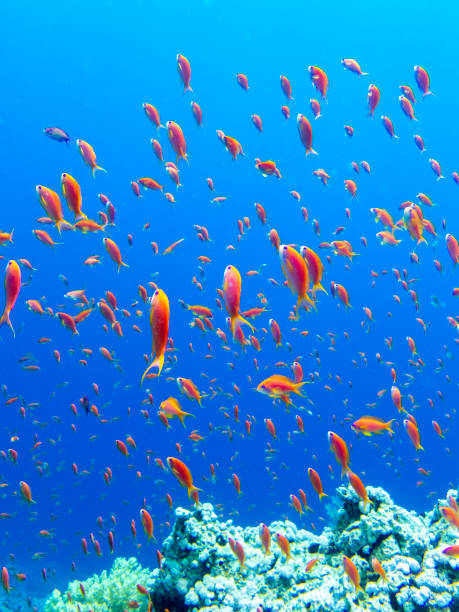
[2,0,459,605]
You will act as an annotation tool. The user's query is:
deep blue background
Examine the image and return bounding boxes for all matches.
[1,0,459,605]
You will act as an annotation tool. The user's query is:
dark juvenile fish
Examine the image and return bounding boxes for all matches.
[43,127,71,145]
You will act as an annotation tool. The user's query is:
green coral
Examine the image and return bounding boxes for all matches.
[43,557,154,612]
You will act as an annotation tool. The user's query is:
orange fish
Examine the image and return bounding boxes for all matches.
[343,556,363,592]
[308,467,327,500]
[256,374,305,405]
[222,134,244,160]
[166,121,188,164]
[279,244,315,315]
[191,102,203,126]
[138,178,164,192]
[328,431,350,477]
[446,234,459,265]
[176,377,206,405]
[236,73,249,91]
[19,480,34,504]
[300,247,326,294]
[141,289,170,384]
[223,265,254,337]
[308,66,329,100]
[351,416,394,436]
[297,114,317,156]
[404,418,423,451]
[255,159,281,178]
[347,471,372,509]
[0,260,21,336]
[177,54,192,93]
[1,567,9,593]
[256,374,305,406]
[414,66,432,97]
[367,84,380,116]
[167,457,199,497]
[276,533,291,561]
[341,58,368,76]
[0,229,13,246]
[140,509,154,539]
[103,238,128,272]
[143,103,163,129]
[36,185,71,233]
[371,557,387,581]
[259,523,271,555]
[76,139,105,176]
[280,75,293,99]
[61,173,86,220]
[159,397,192,426]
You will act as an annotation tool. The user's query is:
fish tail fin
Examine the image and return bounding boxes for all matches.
[313,282,327,295]
[297,293,315,314]
[178,412,192,427]
[184,85,193,94]
[417,237,428,245]
[423,91,434,98]
[387,419,395,434]
[197,394,208,406]
[306,148,318,156]
[55,219,69,235]
[231,313,255,337]
[117,261,129,273]
[394,135,400,139]
[76,212,88,221]
[140,353,164,386]
[187,484,201,498]
[0,309,14,337]
[361,72,369,76]
[92,165,107,177]
[293,382,306,397]
[319,492,328,501]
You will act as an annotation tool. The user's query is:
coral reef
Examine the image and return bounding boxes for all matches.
[43,486,459,611]
[150,486,459,611]
[43,557,154,611]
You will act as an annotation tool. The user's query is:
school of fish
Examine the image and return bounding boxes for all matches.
[1,55,459,606]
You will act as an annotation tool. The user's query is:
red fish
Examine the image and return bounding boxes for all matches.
[166,121,188,164]
[414,66,432,97]
[381,116,398,138]
[167,457,200,497]
[76,139,105,176]
[143,103,163,129]
[341,58,368,76]
[297,114,317,156]
[308,66,329,100]
[191,102,203,126]
[177,54,192,93]
[280,75,293,99]
[141,288,170,384]
[367,84,380,116]
[223,265,254,337]
[0,260,21,336]
[236,73,249,91]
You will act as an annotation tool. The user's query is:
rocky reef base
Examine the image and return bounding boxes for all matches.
[43,485,459,611]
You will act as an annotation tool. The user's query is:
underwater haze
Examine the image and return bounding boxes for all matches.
[2,0,459,608]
